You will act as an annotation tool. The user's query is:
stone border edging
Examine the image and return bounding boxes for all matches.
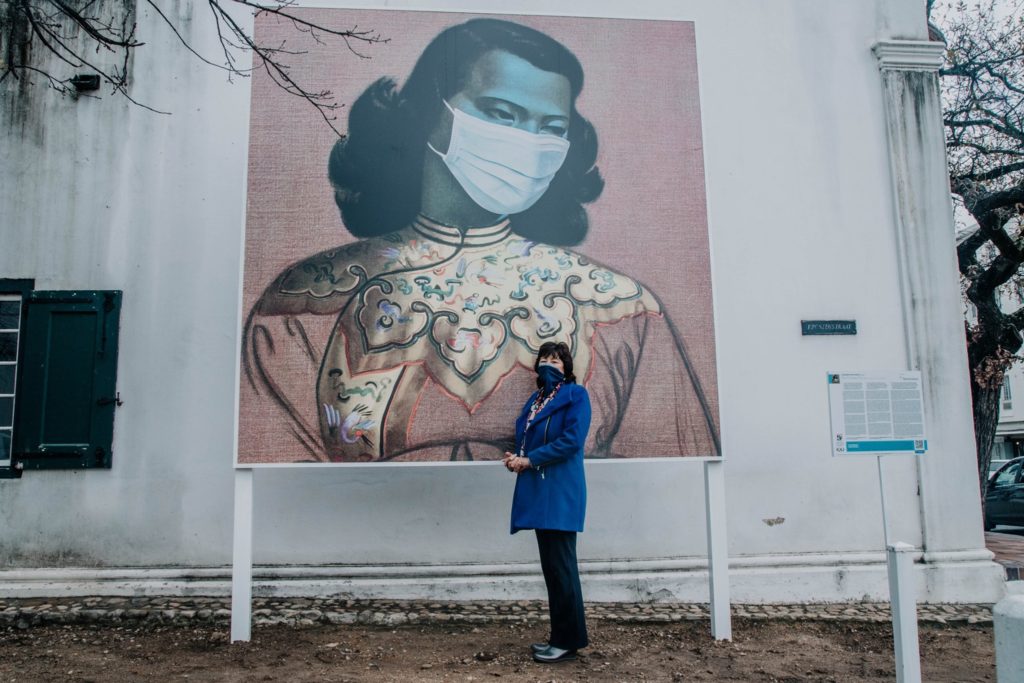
[0,598,993,630]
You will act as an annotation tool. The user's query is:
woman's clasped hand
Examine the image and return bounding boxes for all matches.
[502,452,531,473]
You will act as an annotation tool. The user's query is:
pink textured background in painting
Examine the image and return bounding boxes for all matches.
[238,9,717,463]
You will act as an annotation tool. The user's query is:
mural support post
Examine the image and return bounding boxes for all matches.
[230,468,254,643]
[704,459,731,640]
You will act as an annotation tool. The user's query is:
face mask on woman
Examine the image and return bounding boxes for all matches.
[428,101,571,215]
[537,362,565,395]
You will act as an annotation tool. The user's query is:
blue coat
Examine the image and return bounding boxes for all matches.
[510,383,591,534]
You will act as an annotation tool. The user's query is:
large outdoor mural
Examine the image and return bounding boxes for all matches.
[238,10,720,464]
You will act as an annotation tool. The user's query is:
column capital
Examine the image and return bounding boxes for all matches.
[873,40,946,72]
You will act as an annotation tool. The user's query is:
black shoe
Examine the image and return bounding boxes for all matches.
[530,642,549,654]
[533,646,577,663]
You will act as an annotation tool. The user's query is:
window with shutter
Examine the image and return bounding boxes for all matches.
[0,280,32,479]
[0,287,122,473]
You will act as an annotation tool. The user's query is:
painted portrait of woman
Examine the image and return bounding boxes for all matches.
[238,13,720,463]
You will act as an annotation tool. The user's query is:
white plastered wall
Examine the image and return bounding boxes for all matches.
[0,0,1004,603]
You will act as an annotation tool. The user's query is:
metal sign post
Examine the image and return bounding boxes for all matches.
[828,372,925,683]
[886,539,921,683]
[877,454,922,683]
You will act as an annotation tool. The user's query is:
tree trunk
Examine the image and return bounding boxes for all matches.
[971,373,1002,506]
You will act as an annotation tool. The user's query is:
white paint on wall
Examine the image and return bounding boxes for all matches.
[0,0,1004,603]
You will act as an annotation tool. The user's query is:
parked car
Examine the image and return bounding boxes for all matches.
[990,458,1011,477]
[985,457,1024,530]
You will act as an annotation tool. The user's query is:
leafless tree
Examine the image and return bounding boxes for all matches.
[933,0,1024,498]
[0,0,386,132]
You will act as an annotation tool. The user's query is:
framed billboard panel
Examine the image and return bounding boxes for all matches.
[237,8,720,464]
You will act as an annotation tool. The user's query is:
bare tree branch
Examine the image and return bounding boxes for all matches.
[952,160,1024,182]
[49,0,139,47]
[933,0,1024,499]
[1,0,389,134]
[141,0,235,72]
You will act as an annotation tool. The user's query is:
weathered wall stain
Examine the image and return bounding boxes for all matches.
[1,0,137,139]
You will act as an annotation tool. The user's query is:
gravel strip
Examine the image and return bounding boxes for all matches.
[0,598,993,630]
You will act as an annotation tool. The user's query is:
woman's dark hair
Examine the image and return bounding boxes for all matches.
[328,18,604,246]
[535,341,576,389]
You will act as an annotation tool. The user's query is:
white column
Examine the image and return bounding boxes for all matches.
[872,40,988,554]
[230,468,254,643]
[704,459,731,641]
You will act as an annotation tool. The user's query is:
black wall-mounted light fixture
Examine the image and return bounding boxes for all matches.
[70,74,101,92]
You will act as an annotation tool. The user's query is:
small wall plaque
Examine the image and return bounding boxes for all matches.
[802,320,857,336]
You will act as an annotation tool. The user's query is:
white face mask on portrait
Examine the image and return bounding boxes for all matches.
[428,100,571,216]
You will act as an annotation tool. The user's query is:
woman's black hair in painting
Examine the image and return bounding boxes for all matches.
[534,341,576,389]
[328,18,604,245]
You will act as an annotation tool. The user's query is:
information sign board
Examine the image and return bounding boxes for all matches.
[827,372,927,456]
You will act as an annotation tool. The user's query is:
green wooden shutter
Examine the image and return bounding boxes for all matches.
[12,291,122,470]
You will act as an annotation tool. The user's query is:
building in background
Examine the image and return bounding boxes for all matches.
[995,366,1024,466]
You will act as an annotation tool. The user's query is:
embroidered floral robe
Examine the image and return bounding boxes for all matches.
[241,216,719,463]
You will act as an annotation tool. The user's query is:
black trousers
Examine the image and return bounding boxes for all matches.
[535,529,588,650]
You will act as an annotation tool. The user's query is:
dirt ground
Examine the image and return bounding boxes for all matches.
[0,618,995,682]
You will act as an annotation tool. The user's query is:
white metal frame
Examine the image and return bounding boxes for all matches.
[227,0,731,643]
[704,459,731,639]
[230,460,732,642]
[230,469,254,643]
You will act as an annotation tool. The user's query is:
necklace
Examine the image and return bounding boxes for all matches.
[528,382,562,421]
[519,383,563,461]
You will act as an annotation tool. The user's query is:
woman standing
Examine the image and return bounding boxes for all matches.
[504,341,591,664]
